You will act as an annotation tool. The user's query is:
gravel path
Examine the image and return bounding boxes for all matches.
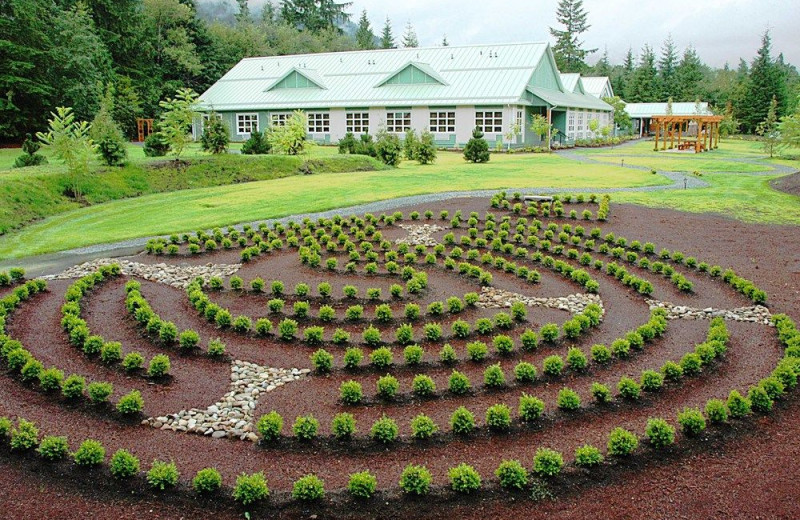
[5,144,795,276]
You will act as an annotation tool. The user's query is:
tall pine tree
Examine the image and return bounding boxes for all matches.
[280,0,352,33]
[380,16,395,49]
[739,31,788,133]
[658,35,678,100]
[627,45,658,102]
[355,9,374,49]
[549,0,596,73]
[674,45,703,101]
[402,21,418,48]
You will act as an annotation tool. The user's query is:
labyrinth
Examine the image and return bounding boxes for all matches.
[1,192,798,516]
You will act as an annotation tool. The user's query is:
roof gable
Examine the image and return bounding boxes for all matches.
[376,62,448,87]
[529,48,564,92]
[265,68,326,91]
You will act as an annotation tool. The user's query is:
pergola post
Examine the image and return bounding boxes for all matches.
[695,120,701,153]
[654,121,660,151]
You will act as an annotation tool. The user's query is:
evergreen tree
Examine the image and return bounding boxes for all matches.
[674,46,703,101]
[618,47,636,100]
[200,112,229,154]
[463,127,490,163]
[402,21,418,48]
[549,0,597,73]
[740,31,788,133]
[280,0,352,33]
[158,87,199,161]
[112,76,143,141]
[658,35,678,100]
[416,130,437,164]
[441,34,449,47]
[593,47,611,76]
[627,45,658,102]
[236,0,251,24]
[91,84,128,166]
[380,16,395,49]
[355,9,375,49]
[756,96,780,157]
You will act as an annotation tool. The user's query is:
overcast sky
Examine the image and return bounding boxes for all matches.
[344,0,799,68]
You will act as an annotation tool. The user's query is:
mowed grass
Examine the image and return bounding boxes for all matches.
[0,151,664,259]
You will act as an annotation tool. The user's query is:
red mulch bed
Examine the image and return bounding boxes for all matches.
[1,197,799,519]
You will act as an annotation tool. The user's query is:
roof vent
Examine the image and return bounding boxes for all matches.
[451,54,454,60]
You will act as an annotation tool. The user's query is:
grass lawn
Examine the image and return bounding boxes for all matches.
[0,150,664,259]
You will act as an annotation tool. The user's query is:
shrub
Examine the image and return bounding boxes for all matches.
[207,338,226,357]
[566,348,588,371]
[449,463,481,494]
[376,374,400,400]
[110,449,140,479]
[423,322,443,342]
[543,355,564,377]
[399,464,432,496]
[278,319,298,341]
[492,335,514,355]
[87,381,113,404]
[38,436,70,461]
[99,342,122,365]
[348,471,377,499]
[342,348,362,370]
[293,415,319,441]
[646,418,676,448]
[159,322,178,343]
[452,319,471,338]
[177,329,201,352]
[591,382,611,404]
[484,363,506,388]
[148,354,171,378]
[557,387,581,410]
[412,374,436,397]
[514,361,537,383]
[449,370,472,395]
[61,374,85,399]
[293,474,325,501]
[121,352,144,372]
[540,323,559,343]
[495,459,528,490]
[466,341,488,362]
[404,303,420,320]
[705,399,728,424]
[677,407,707,436]
[73,439,105,466]
[661,361,684,381]
[680,353,703,375]
[331,412,357,440]
[257,411,284,442]
[332,328,351,345]
[610,338,630,359]
[38,367,64,392]
[748,385,773,413]
[486,403,512,431]
[82,334,103,356]
[532,448,564,477]
[369,347,393,369]
[411,414,438,440]
[116,390,144,415]
[439,343,457,364]
[520,329,538,351]
[607,427,638,457]
[518,393,545,422]
[450,406,476,434]
[617,377,641,400]
[370,415,399,444]
[574,445,603,467]
[727,389,752,418]
[267,298,284,313]
[233,472,269,505]
[640,369,664,392]
[310,348,333,373]
[403,344,424,365]
[193,467,222,494]
[10,418,39,451]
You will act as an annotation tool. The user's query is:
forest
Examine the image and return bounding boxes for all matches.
[1,0,797,142]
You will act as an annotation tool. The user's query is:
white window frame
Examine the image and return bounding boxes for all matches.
[307,112,330,133]
[346,112,370,134]
[270,113,290,127]
[429,111,455,133]
[386,111,411,133]
[236,113,259,135]
[475,110,503,133]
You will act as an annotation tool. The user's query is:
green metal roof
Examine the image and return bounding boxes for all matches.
[624,102,712,118]
[527,86,612,111]
[199,42,612,112]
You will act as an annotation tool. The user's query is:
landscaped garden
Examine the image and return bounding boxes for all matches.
[2,186,799,518]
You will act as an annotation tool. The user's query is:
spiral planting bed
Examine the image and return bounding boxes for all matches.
[1,193,799,518]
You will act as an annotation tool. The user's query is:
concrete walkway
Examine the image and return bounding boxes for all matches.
[4,144,794,277]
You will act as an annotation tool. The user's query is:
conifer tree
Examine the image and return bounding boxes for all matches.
[402,21,418,48]
[380,16,395,49]
[441,34,449,47]
[627,45,658,102]
[756,96,779,157]
[658,35,679,100]
[740,31,788,133]
[549,0,596,72]
[674,46,704,101]
[355,9,375,49]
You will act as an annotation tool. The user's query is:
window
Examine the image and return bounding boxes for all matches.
[576,111,584,132]
[429,111,455,133]
[475,111,503,133]
[386,111,411,133]
[270,113,289,127]
[567,112,575,133]
[307,112,330,133]
[346,112,370,134]
[516,110,524,129]
[237,113,258,135]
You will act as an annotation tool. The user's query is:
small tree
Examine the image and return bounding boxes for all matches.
[603,96,632,133]
[91,85,128,166]
[13,134,48,168]
[665,97,674,116]
[37,107,95,200]
[463,127,490,163]
[530,114,552,149]
[756,96,780,158]
[242,130,271,155]
[504,122,521,151]
[269,110,307,155]
[158,88,199,161]
[718,101,740,138]
[588,118,600,138]
[375,127,402,166]
[404,128,419,160]
[779,96,800,151]
[200,112,229,154]
[416,129,437,164]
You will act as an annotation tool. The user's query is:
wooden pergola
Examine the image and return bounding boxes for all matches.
[652,115,724,153]
[136,118,155,142]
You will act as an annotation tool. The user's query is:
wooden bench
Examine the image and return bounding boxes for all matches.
[523,195,554,203]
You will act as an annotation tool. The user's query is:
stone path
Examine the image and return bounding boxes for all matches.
[395,223,445,247]
[646,299,773,325]
[477,286,605,316]
[143,360,310,442]
[42,258,241,289]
